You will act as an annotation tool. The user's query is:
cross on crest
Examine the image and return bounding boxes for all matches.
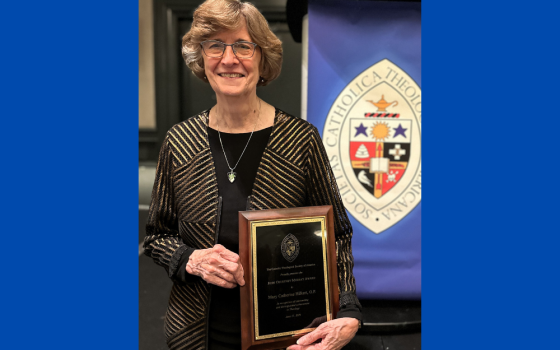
[389,144,406,160]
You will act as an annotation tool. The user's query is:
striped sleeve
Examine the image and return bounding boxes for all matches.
[143,133,192,280]
[306,126,361,309]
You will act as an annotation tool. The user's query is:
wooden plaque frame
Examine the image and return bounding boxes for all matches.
[238,205,339,350]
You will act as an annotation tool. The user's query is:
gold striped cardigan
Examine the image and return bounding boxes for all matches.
[144,109,360,350]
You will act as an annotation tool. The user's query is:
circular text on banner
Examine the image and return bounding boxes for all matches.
[323,59,421,234]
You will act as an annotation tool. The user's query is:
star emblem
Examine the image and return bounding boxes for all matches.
[354,123,368,137]
[393,124,407,138]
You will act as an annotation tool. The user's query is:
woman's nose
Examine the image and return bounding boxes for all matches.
[221,45,238,64]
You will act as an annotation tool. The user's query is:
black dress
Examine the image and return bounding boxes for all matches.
[207,126,273,350]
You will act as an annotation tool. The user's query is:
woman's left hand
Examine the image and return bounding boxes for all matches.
[287,318,359,350]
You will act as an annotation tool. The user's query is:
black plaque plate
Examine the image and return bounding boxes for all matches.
[253,219,328,338]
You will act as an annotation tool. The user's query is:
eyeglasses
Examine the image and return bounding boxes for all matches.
[200,40,258,59]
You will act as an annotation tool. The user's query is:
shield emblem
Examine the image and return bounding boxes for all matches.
[349,117,411,198]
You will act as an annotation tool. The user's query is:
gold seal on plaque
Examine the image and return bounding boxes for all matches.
[281,233,300,262]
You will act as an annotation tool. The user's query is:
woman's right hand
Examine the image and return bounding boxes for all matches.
[185,244,245,288]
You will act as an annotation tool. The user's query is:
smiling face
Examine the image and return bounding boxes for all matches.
[202,23,261,99]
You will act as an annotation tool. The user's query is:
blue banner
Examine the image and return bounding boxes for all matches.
[308,0,421,299]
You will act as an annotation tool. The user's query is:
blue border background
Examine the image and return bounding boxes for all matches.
[424,0,560,349]
[1,0,559,349]
[1,1,138,348]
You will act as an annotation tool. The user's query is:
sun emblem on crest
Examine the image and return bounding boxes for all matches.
[281,233,300,262]
[371,122,391,141]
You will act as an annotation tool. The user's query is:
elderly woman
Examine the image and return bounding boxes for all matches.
[144,1,362,349]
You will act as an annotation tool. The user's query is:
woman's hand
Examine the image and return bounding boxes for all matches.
[185,244,245,288]
[287,318,359,350]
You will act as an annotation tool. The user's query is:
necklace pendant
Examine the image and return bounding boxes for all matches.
[227,171,237,183]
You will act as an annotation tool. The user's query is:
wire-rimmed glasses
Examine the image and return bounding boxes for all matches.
[200,40,258,59]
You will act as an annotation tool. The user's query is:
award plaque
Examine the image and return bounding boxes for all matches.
[238,206,339,350]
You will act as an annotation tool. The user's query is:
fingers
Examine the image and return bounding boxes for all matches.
[205,254,245,286]
[200,245,239,264]
[216,256,245,286]
[232,262,245,286]
[201,262,238,284]
[187,253,237,286]
[211,245,245,286]
[212,244,226,253]
[191,265,236,288]
[212,245,240,264]
[297,328,325,346]
[213,255,243,285]
[214,255,239,272]
[218,248,240,263]
[203,272,237,288]
[212,244,237,262]
[187,245,245,287]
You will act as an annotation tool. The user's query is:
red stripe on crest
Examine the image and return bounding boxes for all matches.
[364,113,401,118]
